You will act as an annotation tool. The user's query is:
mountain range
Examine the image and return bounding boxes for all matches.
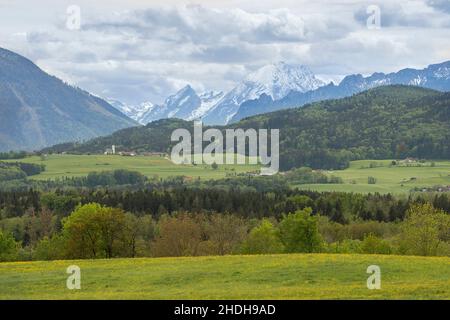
[116,62,325,125]
[231,60,450,122]
[116,60,450,126]
[0,47,137,152]
[44,86,450,171]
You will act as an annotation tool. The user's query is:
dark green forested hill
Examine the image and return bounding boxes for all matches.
[237,85,450,170]
[43,118,190,155]
[43,86,450,170]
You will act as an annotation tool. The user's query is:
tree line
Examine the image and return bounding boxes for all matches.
[0,161,45,182]
[1,202,448,262]
[1,186,450,227]
[0,151,27,160]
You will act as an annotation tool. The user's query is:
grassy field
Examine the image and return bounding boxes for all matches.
[7,156,450,193]
[296,160,450,194]
[0,254,448,300]
[8,154,259,180]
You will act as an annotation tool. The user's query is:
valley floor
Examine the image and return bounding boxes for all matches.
[297,160,450,194]
[0,254,448,300]
[7,154,259,180]
[8,156,450,194]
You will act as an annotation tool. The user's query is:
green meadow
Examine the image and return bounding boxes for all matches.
[7,154,259,180]
[0,254,448,300]
[7,156,450,194]
[297,160,450,194]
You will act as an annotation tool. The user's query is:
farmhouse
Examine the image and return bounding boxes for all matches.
[119,151,136,157]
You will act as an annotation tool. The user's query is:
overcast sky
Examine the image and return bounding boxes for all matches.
[0,0,449,104]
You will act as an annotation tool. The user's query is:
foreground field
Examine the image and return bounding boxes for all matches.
[0,254,448,299]
[9,154,259,180]
[297,160,450,194]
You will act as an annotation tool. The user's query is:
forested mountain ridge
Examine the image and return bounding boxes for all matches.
[43,85,450,170]
[237,85,450,169]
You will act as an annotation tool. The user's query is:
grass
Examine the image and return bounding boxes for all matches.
[7,156,450,193]
[7,154,259,180]
[0,253,448,300]
[296,160,450,194]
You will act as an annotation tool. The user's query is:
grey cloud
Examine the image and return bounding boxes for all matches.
[190,44,274,63]
[353,3,447,28]
[84,6,345,45]
[427,0,450,13]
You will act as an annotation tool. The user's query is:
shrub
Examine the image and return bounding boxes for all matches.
[152,213,203,257]
[368,176,377,184]
[0,231,19,261]
[241,219,284,254]
[278,208,323,253]
[326,239,362,254]
[399,203,450,256]
[204,214,248,255]
[361,234,392,254]
[34,235,66,261]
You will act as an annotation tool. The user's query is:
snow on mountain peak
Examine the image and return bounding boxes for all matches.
[108,99,155,121]
[165,85,195,106]
[201,62,326,124]
[137,86,225,124]
[116,62,329,125]
[190,91,224,120]
[244,62,325,99]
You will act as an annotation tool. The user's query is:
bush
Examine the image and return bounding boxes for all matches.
[204,214,247,255]
[361,234,392,254]
[152,213,203,257]
[241,219,284,254]
[399,203,450,256]
[278,208,323,253]
[318,218,399,243]
[326,239,362,254]
[0,231,19,261]
[34,235,66,261]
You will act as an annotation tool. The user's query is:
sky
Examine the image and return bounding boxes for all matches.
[0,0,449,105]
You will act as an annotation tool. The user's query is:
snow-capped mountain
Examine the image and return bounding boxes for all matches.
[337,60,450,93]
[138,85,224,124]
[230,60,450,122]
[201,62,325,125]
[108,99,155,123]
[114,60,450,126]
[140,85,199,124]
[190,91,224,120]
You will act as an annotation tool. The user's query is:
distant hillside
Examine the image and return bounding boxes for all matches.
[0,48,137,152]
[43,86,450,170]
[42,118,190,155]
